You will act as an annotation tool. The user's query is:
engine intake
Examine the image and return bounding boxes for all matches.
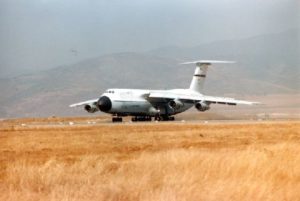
[195,101,210,112]
[84,104,99,113]
[169,99,184,110]
[98,96,112,112]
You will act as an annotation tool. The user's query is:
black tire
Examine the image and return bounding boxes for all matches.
[155,116,161,121]
[112,117,122,122]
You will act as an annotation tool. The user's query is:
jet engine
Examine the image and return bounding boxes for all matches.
[84,103,99,113]
[195,101,210,112]
[97,96,112,112]
[169,99,184,110]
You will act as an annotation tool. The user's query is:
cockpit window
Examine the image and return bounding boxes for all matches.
[106,90,114,94]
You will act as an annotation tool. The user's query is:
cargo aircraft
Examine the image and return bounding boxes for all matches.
[70,60,259,122]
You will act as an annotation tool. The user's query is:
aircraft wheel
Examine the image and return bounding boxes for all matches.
[155,116,161,121]
[162,115,170,121]
[112,117,122,122]
[169,116,175,121]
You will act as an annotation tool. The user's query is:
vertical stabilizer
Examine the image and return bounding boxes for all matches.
[189,62,209,93]
[181,60,235,93]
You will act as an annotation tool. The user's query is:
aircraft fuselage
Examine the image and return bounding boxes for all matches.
[100,88,194,117]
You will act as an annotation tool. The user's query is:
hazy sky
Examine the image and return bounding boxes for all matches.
[0,0,298,77]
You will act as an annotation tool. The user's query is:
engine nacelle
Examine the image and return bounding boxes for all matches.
[195,101,210,112]
[84,104,99,113]
[169,99,184,110]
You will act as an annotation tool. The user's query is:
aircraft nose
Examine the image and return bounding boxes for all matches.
[98,96,112,112]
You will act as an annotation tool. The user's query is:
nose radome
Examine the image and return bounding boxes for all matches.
[98,96,112,112]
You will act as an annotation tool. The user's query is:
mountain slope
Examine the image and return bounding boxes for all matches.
[149,29,299,91]
[0,30,298,118]
[0,53,181,117]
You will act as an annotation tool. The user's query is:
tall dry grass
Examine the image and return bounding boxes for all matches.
[0,120,299,201]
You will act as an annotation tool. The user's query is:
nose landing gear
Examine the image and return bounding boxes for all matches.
[112,116,123,122]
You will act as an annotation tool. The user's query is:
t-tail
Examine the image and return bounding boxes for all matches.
[181,60,235,93]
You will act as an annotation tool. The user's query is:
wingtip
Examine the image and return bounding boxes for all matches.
[252,102,263,105]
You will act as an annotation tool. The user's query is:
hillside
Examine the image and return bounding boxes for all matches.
[0,30,298,118]
[149,29,299,92]
[0,53,180,117]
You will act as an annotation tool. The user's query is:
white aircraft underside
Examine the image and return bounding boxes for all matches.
[70,60,259,122]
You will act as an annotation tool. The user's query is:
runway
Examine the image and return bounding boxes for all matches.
[0,116,293,129]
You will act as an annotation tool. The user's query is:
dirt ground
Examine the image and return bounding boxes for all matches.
[0,118,299,201]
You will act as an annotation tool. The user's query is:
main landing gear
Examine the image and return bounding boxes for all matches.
[130,115,175,122]
[155,115,175,121]
[131,116,152,122]
[111,115,175,122]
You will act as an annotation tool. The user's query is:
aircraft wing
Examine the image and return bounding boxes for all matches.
[197,95,259,105]
[148,92,259,106]
[69,99,98,107]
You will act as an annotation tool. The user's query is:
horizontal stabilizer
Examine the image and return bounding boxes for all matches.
[180,60,235,65]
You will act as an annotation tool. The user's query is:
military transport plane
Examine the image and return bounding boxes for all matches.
[70,60,259,122]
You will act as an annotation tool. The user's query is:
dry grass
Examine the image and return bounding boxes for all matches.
[0,119,299,201]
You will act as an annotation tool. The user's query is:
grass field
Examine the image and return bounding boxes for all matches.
[0,119,300,201]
